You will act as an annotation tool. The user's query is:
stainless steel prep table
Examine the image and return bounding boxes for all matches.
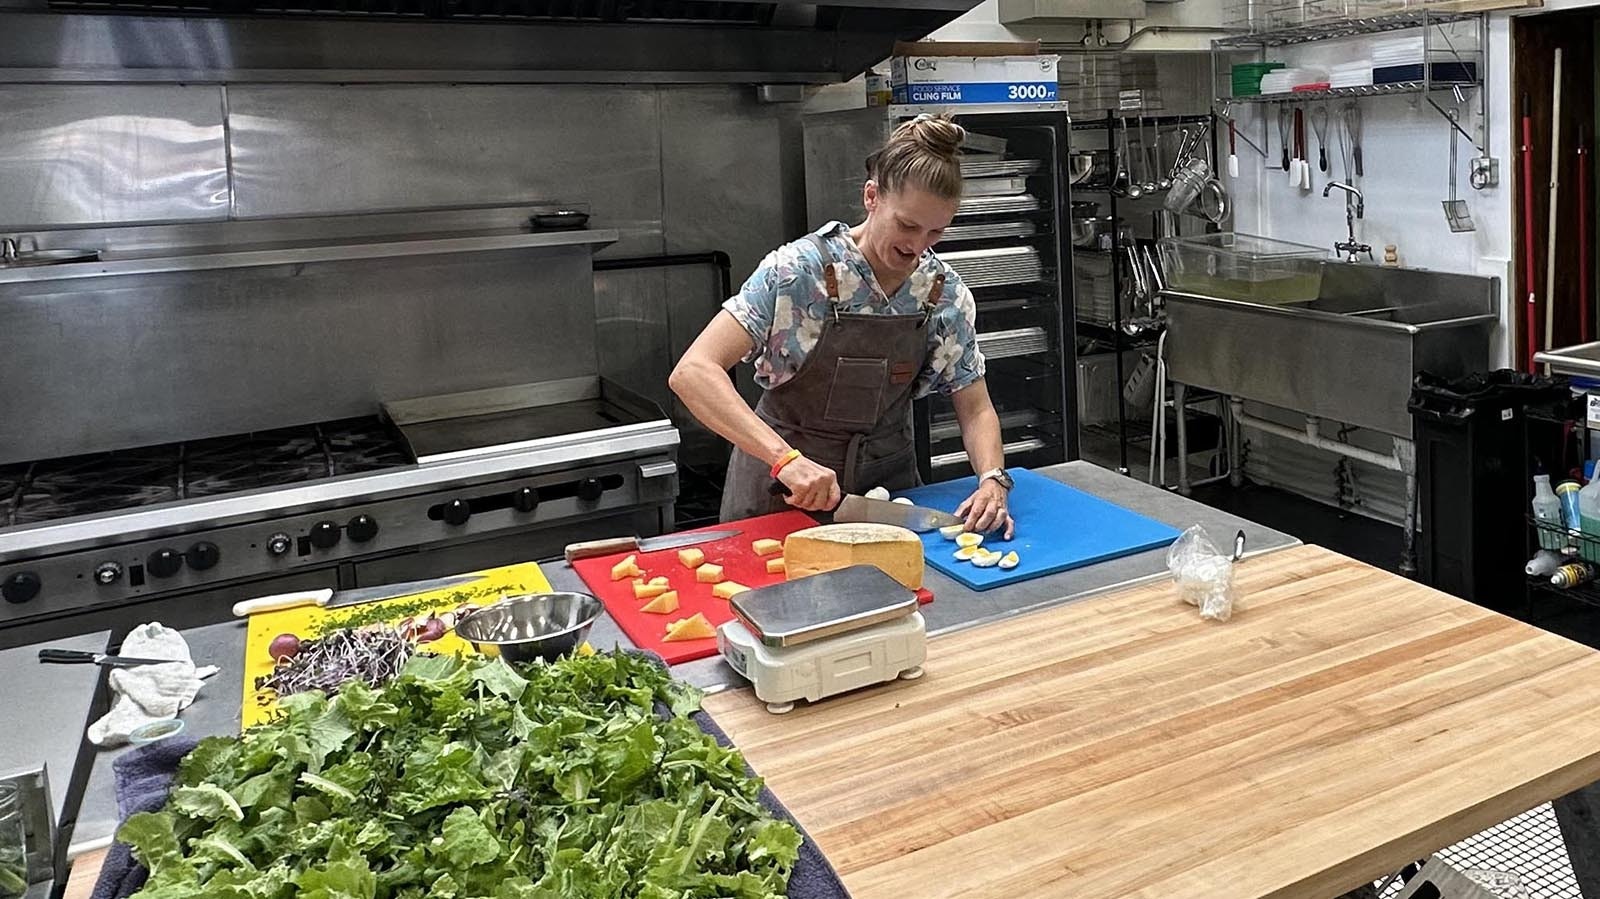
[14,461,1297,858]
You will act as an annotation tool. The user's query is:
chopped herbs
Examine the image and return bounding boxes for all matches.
[125,652,802,899]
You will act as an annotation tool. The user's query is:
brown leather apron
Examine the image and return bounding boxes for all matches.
[720,233,944,522]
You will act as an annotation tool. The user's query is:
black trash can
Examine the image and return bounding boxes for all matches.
[1408,370,1571,612]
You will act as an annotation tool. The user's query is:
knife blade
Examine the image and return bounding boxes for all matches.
[230,573,484,618]
[564,529,742,564]
[38,648,176,667]
[833,494,962,533]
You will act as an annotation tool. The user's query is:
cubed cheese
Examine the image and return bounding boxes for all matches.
[663,612,716,641]
[650,576,670,586]
[712,581,748,600]
[752,538,784,557]
[678,548,706,569]
[695,563,725,584]
[639,591,679,614]
[782,523,924,589]
[633,581,671,599]
[610,554,642,581]
[766,557,787,574]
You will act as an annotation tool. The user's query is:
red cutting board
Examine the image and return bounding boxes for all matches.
[572,511,933,665]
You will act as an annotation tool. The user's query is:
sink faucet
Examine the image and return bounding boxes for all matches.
[1322,181,1371,263]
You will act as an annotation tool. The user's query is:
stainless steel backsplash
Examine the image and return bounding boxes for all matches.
[0,80,804,464]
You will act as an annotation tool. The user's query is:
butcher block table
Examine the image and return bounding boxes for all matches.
[704,544,1600,899]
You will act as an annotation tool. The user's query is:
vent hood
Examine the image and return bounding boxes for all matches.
[0,0,981,83]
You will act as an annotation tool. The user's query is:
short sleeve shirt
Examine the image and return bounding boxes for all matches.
[721,221,985,399]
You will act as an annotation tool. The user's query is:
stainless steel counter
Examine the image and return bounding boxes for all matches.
[10,461,1296,857]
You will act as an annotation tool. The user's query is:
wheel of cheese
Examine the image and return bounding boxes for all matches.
[782,523,924,590]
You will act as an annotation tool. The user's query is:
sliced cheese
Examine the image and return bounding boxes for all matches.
[640,591,680,614]
[678,548,706,569]
[663,612,716,641]
[752,538,784,557]
[783,523,924,590]
[695,563,725,584]
[633,581,672,599]
[610,554,642,581]
[712,581,749,600]
[766,557,787,574]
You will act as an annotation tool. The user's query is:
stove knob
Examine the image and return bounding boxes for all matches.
[94,562,123,586]
[513,487,540,514]
[309,521,342,550]
[266,533,292,556]
[146,549,184,579]
[441,499,472,527]
[347,515,379,543]
[578,478,604,502]
[2,571,41,604]
[185,542,221,571]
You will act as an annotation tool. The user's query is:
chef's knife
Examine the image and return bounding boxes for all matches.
[564,529,742,564]
[38,648,175,668]
[230,573,485,618]
[768,482,961,533]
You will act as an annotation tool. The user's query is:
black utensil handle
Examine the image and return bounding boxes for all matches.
[1319,149,1328,172]
[769,480,792,497]
[1353,146,1363,176]
[38,648,96,664]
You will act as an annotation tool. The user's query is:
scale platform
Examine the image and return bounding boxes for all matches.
[718,565,927,714]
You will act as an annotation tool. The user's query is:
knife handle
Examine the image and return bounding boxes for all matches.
[231,589,333,618]
[768,481,791,497]
[38,648,96,664]
[565,536,642,563]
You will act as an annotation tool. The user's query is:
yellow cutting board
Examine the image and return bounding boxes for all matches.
[241,561,552,727]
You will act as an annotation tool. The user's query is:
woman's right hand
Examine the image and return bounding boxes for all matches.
[777,456,842,511]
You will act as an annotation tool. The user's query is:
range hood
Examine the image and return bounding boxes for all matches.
[0,0,981,83]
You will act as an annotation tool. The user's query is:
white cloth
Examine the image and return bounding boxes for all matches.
[87,622,220,747]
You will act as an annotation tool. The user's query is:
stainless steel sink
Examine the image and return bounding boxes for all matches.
[1162,263,1498,437]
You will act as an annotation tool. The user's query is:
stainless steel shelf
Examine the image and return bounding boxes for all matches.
[1215,8,1480,48]
[887,102,1070,118]
[929,409,1043,442]
[978,327,1051,360]
[1233,80,1474,103]
[932,436,1051,469]
[0,228,619,285]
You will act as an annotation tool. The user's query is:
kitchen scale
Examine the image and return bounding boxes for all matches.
[717,565,927,714]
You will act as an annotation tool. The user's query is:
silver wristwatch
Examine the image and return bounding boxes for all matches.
[978,468,1014,491]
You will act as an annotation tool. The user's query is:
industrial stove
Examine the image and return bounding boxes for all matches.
[0,378,677,648]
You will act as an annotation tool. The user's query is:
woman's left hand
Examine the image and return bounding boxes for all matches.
[955,480,1014,539]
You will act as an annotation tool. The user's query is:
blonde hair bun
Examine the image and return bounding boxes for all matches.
[867,113,967,201]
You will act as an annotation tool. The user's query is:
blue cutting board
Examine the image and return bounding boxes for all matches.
[897,468,1182,591]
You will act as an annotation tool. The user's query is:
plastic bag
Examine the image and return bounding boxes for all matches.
[1167,525,1237,622]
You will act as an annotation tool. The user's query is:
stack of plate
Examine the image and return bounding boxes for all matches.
[941,247,1044,288]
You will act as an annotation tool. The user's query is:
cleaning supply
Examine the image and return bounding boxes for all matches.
[1579,473,1600,562]
[1534,475,1563,549]
[1552,561,1598,589]
[1559,480,1583,533]
[1527,549,1566,577]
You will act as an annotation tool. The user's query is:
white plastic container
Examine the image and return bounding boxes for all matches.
[1533,475,1562,551]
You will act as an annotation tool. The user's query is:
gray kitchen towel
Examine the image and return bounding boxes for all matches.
[89,736,200,899]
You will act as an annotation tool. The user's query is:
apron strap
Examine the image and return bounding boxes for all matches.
[805,233,845,314]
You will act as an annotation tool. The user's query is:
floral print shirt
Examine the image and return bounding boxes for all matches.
[722,221,986,399]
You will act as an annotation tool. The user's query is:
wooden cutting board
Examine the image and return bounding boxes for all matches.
[703,544,1600,899]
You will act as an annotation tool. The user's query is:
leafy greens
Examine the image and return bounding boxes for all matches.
[121,652,802,899]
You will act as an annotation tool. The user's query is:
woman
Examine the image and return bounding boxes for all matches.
[669,114,1015,538]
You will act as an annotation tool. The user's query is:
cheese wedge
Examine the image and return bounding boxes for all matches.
[695,563,725,584]
[712,581,749,600]
[633,581,672,599]
[664,612,716,641]
[752,538,784,557]
[678,548,706,569]
[650,576,670,586]
[783,523,924,589]
[640,591,679,614]
[766,557,787,574]
[610,554,642,580]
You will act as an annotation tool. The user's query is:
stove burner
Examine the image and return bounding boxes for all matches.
[0,418,410,527]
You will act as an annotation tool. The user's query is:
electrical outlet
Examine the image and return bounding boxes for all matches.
[1469,156,1500,190]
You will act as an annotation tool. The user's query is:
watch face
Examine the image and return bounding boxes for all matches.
[989,470,1014,490]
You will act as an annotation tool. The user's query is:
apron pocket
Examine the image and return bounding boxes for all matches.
[823,357,888,427]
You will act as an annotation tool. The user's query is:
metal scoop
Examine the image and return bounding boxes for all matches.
[1442,108,1475,233]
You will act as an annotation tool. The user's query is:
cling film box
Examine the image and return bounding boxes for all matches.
[889,40,1059,106]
